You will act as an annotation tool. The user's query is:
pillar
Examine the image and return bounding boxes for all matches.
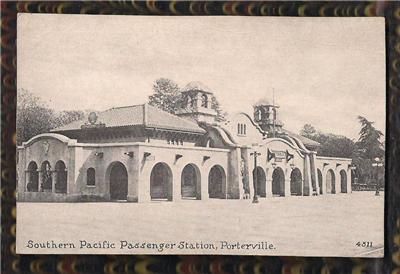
[127,149,139,202]
[347,168,352,193]
[284,168,290,197]
[311,153,319,195]
[17,149,27,196]
[201,169,209,201]
[38,171,43,192]
[51,170,56,193]
[241,148,251,199]
[173,166,182,202]
[227,147,242,199]
[303,154,312,196]
[265,168,272,197]
[138,148,151,203]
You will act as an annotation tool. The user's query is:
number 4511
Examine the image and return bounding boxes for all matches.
[356,241,373,248]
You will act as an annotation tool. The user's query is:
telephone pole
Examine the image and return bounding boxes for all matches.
[250,150,261,203]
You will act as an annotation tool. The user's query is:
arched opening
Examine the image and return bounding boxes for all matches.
[201,94,208,108]
[340,170,347,193]
[27,161,39,192]
[272,167,285,196]
[150,162,173,201]
[208,165,226,199]
[189,95,195,108]
[55,161,67,193]
[290,168,302,196]
[253,167,266,197]
[87,168,96,186]
[326,169,336,194]
[181,164,201,199]
[40,161,52,192]
[317,169,323,194]
[109,162,128,201]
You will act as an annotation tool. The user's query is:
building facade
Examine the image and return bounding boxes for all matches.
[17,82,353,202]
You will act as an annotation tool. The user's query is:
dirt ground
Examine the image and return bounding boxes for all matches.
[17,191,384,257]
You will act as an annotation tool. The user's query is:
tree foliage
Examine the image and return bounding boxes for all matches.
[354,116,385,185]
[148,78,226,122]
[148,78,183,114]
[299,124,355,158]
[17,89,87,145]
[356,116,384,159]
[17,89,55,145]
[299,116,385,186]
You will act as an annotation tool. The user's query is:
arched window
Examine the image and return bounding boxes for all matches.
[208,165,226,199]
[55,161,67,194]
[188,95,195,107]
[87,168,96,186]
[244,124,247,135]
[150,163,173,201]
[40,161,52,192]
[27,161,39,192]
[201,94,208,108]
[237,124,241,134]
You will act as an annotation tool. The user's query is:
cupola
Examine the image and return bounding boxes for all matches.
[176,81,217,124]
[253,98,283,137]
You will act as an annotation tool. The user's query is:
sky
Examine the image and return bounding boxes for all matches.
[18,14,385,140]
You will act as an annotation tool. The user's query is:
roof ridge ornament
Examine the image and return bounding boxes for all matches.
[81,111,106,129]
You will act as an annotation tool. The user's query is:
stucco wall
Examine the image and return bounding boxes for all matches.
[315,156,352,194]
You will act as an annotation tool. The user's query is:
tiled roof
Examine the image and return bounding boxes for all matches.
[282,129,321,148]
[51,104,205,134]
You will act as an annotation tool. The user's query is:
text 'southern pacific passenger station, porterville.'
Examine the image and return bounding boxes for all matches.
[17,82,353,202]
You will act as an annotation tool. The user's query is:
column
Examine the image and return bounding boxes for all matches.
[51,170,56,193]
[228,147,242,199]
[311,153,319,195]
[265,168,272,198]
[284,168,290,197]
[138,148,151,203]
[173,167,182,203]
[24,170,30,192]
[347,168,352,193]
[241,148,251,199]
[38,171,43,192]
[200,170,209,201]
[303,154,312,196]
[17,149,27,196]
[127,148,139,202]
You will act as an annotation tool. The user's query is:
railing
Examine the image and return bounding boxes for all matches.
[352,183,384,191]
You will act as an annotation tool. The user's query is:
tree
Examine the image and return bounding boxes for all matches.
[299,124,317,139]
[354,116,385,185]
[356,116,384,160]
[299,124,356,158]
[17,88,55,145]
[211,96,227,122]
[53,110,86,129]
[148,78,182,114]
[17,89,89,145]
[148,78,226,122]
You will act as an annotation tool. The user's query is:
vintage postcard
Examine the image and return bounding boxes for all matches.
[16,14,385,257]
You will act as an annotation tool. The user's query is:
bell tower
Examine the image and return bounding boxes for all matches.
[253,98,283,137]
[176,82,217,124]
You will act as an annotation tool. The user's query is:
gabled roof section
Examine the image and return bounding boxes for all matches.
[282,129,321,148]
[146,104,205,133]
[51,104,205,134]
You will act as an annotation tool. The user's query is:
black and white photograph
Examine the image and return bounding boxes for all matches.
[16,14,385,257]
